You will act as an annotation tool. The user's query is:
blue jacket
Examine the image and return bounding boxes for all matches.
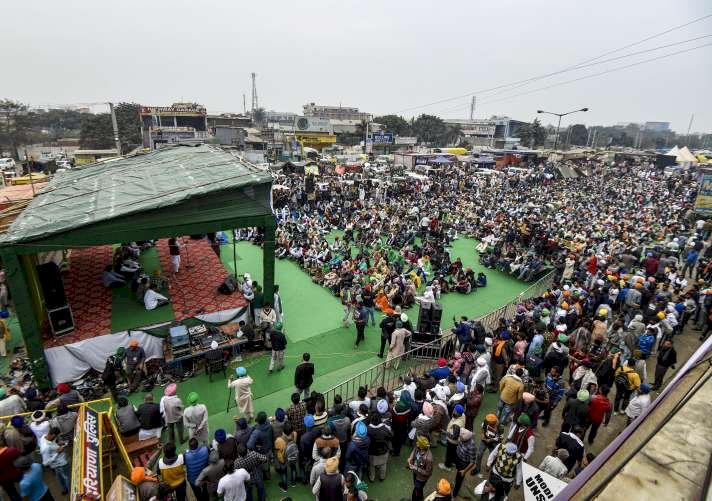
[247,422,274,453]
[345,436,371,469]
[638,334,655,357]
[454,323,472,344]
[428,366,451,380]
[184,446,209,484]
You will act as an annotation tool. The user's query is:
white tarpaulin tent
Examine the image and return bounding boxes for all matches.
[44,307,248,384]
[666,145,697,166]
[677,146,697,163]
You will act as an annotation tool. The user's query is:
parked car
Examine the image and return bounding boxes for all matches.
[0,158,16,170]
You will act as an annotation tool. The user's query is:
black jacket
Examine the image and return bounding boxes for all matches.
[367,422,393,456]
[294,361,315,389]
[137,402,162,429]
[657,346,677,367]
[270,329,288,351]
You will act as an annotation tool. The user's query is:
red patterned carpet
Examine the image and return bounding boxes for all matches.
[156,237,249,321]
[44,246,114,348]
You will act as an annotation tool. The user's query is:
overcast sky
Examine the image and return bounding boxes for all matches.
[3,0,710,132]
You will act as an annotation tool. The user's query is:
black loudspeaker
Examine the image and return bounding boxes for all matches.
[431,304,443,323]
[412,330,438,343]
[36,262,67,309]
[418,303,433,324]
[48,305,74,336]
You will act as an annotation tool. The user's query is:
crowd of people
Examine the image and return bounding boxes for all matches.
[0,157,708,501]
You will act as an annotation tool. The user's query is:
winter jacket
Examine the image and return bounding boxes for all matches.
[270,329,288,351]
[247,422,274,454]
[294,362,315,390]
[561,398,589,427]
[499,375,524,406]
[345,436,370,470]
[367,422,393,456]
[184,445,209,485]
[327,414,351,444]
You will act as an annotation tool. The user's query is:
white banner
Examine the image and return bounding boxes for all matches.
[522,462,568,501]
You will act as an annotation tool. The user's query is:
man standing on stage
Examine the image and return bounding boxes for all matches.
[353,301,368,349]
[168,237,181,275]
[125,339,146,393]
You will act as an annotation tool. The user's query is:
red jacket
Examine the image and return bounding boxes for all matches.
[0,447,21,483]
[588,395,612,425]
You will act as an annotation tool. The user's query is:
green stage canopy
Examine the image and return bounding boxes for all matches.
[0,144,273,248]
[0,144,275,388]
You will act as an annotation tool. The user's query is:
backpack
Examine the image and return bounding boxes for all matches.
[615,370,633,391]
[638,334,654,357]
[525,353,543,374]
[285,441,299,464]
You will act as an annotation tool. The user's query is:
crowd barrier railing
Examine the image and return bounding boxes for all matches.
[322,270,556,408]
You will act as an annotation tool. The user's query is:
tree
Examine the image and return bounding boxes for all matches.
[372,115,411,136]
[411,114,448,145]
[252,107,266,126]
[79,113,114,149]
[114,102,142,150]
[445,124,462,146]
[518,118,547,148]
[567,124,588,147]
[0,99,30,159]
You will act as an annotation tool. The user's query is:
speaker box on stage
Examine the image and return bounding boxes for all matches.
[417,318,430,334]
[36,262,67,310]
[418,303,432,324]
[431,303,443,323]
[412,330,438,344]
[48,305,74,336]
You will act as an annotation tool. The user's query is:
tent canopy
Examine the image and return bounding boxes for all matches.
[0,144,273,250]
[0,144,275,389]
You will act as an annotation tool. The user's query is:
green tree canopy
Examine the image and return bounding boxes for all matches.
[411,114,448,145]
[372,115,411,136]
[115,102,142,149]
[79,114,114,149]
[518,118,547,148]
[0,99,30,159]
[567,124,588,146]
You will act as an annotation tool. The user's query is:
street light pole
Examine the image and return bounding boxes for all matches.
[537,107,589,150]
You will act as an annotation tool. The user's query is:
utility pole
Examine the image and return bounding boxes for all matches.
[251,73,258,114]
[686,113,695,146]
[243,94,247,115]
[108,102,121,155]
[586,127,592,148]
[469,96,476,121]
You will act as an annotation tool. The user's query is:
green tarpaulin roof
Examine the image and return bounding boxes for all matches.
[0,145,273,247]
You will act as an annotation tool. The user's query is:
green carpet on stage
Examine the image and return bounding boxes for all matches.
[221,236,527,343]
[111,247,175,332]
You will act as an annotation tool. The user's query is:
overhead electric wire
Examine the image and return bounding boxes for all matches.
[391,12,712,115]
[481,33,712,99]
[474,41,712,108]
[425,39,712,117]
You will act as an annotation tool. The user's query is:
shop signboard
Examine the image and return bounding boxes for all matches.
[371,132,394,145]
[695,169,712,214]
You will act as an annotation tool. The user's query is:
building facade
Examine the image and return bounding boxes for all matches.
[140,103,209,149]
[303,103,370,122]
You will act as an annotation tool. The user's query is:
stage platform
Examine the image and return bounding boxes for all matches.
[43,237,249,349]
